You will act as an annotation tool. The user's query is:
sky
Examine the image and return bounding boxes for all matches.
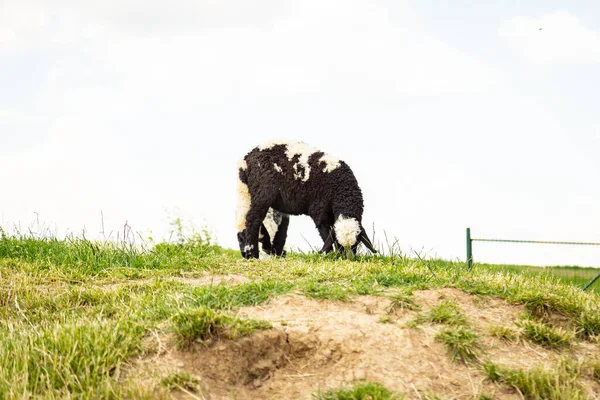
[1,0,599,266]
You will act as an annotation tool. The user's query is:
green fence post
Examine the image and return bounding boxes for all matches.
[466,227,473,270]
[583,272,600,291]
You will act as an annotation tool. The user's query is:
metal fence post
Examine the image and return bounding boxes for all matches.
[583,272,600,291]
[466,227,473,270]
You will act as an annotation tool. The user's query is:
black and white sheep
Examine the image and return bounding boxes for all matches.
[236,140,377,259]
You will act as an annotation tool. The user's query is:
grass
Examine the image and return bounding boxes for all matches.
[313,381,403,400]
[416,300,467,326]
[483,359,584,400]
[489,324,520,342]
[160,371,200,392]
[171,306,271,348]
[435,326,480,364]
[0,231,599,398]
[591,361,600,382]
[385,289,420,314]
[479,262,600,294]
[517,319,574,349]
[0,317,145,397]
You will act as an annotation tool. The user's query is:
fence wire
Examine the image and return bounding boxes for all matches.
[466,228,600,292]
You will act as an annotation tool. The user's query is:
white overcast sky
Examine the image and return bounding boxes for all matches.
[1,0,600,266]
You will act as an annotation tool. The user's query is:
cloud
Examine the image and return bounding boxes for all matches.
[499,11,600,65]
[2,0,496,107]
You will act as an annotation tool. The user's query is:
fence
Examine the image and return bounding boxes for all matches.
[466,228,600,291]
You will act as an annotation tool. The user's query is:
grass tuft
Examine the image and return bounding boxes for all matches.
[577,311,600,338]
[313,381,403,400]
[418,300,467,326]
[160,371,200,392]
[435,326,480,364]
[483,359,584,400]
[517,319,574,349]
[488,324,519,342]
[171,307,271,348]
[385,290,420,314]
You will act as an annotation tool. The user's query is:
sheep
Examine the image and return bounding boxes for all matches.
[236,140,377,259]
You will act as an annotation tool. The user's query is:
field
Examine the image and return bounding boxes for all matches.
[1,231,600,399]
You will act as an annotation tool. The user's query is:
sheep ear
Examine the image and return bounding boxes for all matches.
[359,228,377,254]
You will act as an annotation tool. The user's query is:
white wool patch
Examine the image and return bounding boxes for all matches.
[235,180,251,232]
[273,163,283,174]
[333,215,361,248]
[320,153,341,172]
[238,159,247,170]
[284,141,316,182]
[258,140,318,182]
[262,208,280,240]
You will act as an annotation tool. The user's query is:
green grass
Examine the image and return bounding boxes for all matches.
[0,231,599,398]
[489,324,520,342]
[483,359,584,400]
[171,306,271,348]
[435,326,480,364]
[517,319,574,349]
[313,381,403,400]
[479,262,600,294]
[416,300,467,326]
[0,317,146,397]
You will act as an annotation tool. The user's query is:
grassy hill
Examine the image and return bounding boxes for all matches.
[0,232,599,399]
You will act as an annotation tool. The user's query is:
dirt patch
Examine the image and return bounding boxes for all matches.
[170,274,250,286]
[129,289,600,399]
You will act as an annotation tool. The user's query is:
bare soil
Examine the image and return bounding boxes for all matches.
[130,288,600,399]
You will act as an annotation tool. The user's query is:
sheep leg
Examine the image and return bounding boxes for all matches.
[243,205,270,259]
[317,225,336,254]
[259,223,273,255]
[271,214,289,257]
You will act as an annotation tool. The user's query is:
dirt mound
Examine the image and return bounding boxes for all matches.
[132,289,600,399]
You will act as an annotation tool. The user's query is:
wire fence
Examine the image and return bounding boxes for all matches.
[466,228,600,292]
